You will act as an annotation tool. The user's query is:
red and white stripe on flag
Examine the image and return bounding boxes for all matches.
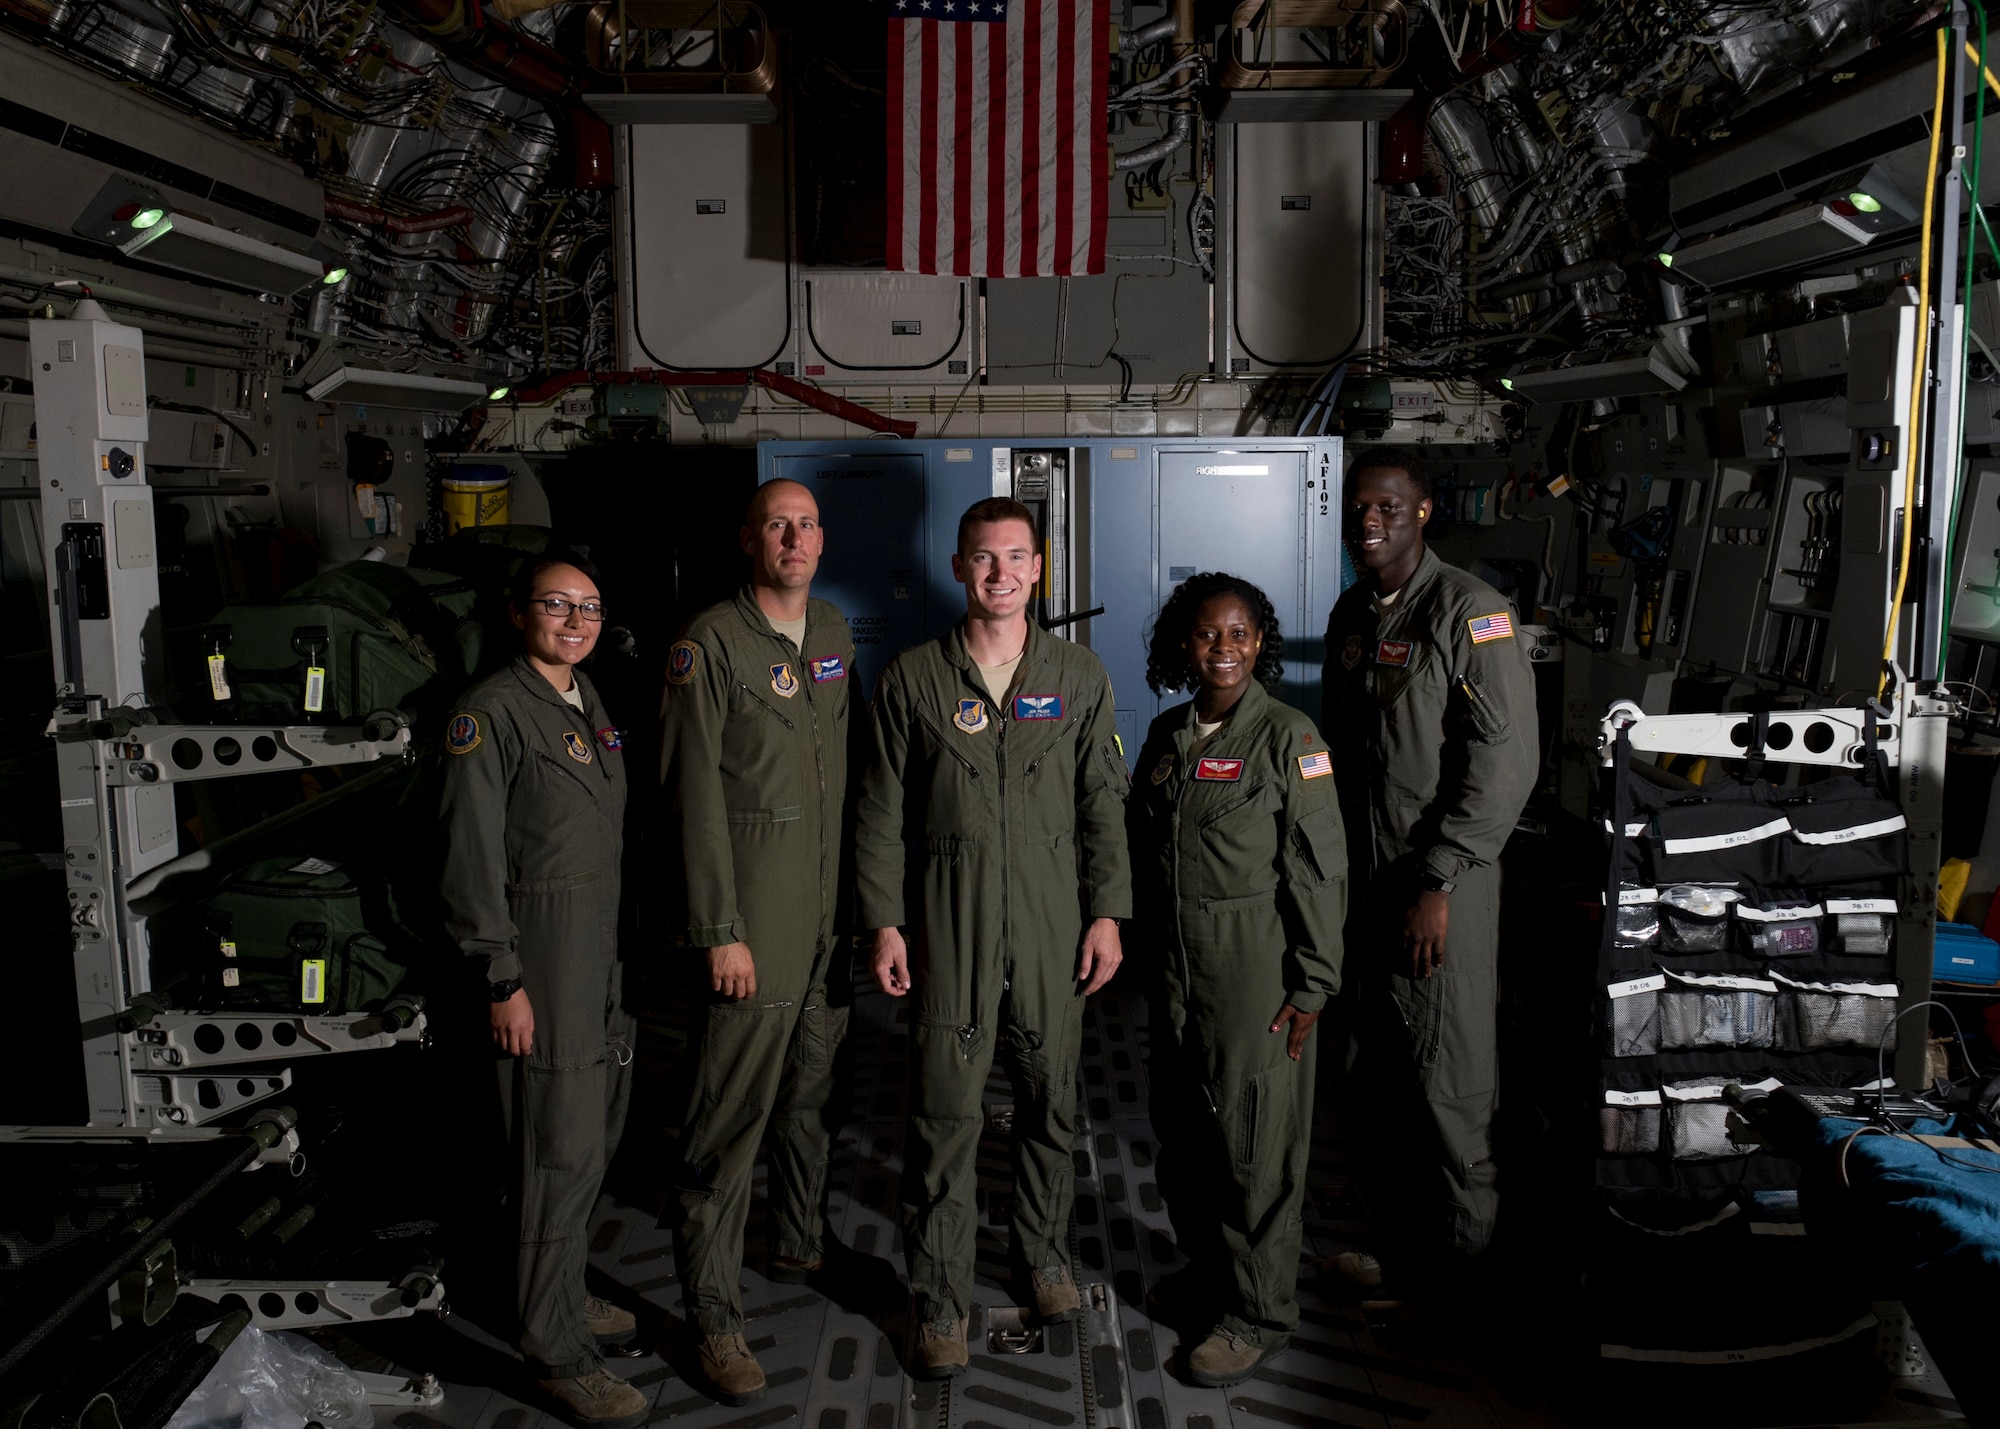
[887,0,1109,278]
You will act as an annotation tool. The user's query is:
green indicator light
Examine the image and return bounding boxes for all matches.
[1500,377,1515,390]
[487,385,510,401]
[322,267,349,285]
[1657,252,1674,268]
[130,208,165,230]
[1848,191,1882,213]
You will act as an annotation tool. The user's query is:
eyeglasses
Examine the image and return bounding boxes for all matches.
[529,597,607,621]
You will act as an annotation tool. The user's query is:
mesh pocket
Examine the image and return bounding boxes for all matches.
[1737,902,1823,957]
[1657,971,1777,1050]
[1600,1103,1663,1154]
[1825,897,1897,955]
[1775,976,1899,1051]
[1605,973,1664,1057]
[1659,885,1740,953]
[1664,1078,1763,1161]
[1611,886,1660,951]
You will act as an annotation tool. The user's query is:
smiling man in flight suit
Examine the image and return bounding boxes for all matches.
[659,478,858,1405]
[856,496,1132,1380]
[1320,447,1537,1301]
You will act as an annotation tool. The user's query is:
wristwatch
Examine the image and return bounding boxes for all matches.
[488,977,523,1002]
[1420,874,1456,895]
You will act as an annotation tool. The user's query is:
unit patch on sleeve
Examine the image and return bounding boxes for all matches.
[596,726,624,752]
[810,654,847,683]
[770,663,800,698]
[1014,694,1064,720]
[562,731,594,764]
[1375,639,1413,667]
[1194,757,1245,782]
[668,640,699,686]
[953,698,990,734]
[1151,754,1175,785]
[1298,751,1332,779]
[1467,612,1515,643]
[1340,633,1365,670]
[446,713,481,754]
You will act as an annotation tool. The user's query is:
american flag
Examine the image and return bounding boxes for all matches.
[1298,751,1332,780]
[887,0,1110,277]
[1467,612,1515,644]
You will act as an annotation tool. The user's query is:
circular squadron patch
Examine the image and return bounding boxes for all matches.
[446,714,480,754]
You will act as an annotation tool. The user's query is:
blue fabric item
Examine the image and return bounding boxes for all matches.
[1805,1114,2000,1420]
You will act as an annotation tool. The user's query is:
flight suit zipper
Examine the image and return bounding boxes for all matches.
[737,682,797,729]
[916,697,982,1058]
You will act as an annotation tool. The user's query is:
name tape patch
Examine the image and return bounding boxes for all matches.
[596,726,623,751]
[1014,694,1064,720]
[1376,639,1412,667]
[1194,757,1244,782]
[810,654,847,683]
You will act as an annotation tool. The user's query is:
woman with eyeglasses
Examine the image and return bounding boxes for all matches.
[438,552,648,1429]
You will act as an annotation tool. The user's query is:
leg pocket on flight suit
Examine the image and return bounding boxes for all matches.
[795,988,847,1075]
[1233,1073,1266,1167]
[522,1060,609,1176]
[912,1017,988,1120]
[1390,975,1447,1072]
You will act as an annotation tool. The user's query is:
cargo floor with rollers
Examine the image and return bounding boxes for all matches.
[325,974,1964,1429]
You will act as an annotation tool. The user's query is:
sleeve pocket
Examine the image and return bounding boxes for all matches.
[1292,806,1346,885]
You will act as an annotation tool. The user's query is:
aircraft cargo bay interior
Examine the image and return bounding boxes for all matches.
[0,1,1995,1427]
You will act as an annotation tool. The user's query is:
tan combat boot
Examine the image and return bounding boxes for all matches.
[538,1366,649,1429]
[911,1312,970,1380]
[1186,1327,1286,1388]
[699,1331,768,1406]
[583,1293,638,1344]
[1030,1262,1081,1323]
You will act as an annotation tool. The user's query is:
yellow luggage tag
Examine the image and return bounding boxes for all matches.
[300,959,327,1005]
[207,653,231,700]
[304,666,326,714]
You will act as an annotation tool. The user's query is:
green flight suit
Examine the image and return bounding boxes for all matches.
[1320,547,1537,1264]
[439,656,631,1379]
[854,621,1132,1322]
[1126,680,1346,1340]
[659,590,857,1334]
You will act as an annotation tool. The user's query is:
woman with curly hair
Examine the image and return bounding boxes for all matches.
[1126,572,1348,1387]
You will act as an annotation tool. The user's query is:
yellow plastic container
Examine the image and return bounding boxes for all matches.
[442,467,511,534]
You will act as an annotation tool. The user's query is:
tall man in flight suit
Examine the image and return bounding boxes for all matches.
[659,479,858,1405]
[1320,448,1537,1298]
[857,497,1132,1380]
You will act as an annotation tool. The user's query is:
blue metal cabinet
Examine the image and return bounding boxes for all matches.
[758,437,1347,757]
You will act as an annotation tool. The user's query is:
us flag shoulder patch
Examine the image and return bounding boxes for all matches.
[1298,751,1332,780]
[1467,612,1514,644]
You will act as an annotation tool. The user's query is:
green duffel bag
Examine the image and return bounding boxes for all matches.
[198,561,480,724]
[189,856,410,1015]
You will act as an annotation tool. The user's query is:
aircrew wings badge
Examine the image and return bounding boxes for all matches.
[668,640,698,685]
[1193,757,1244,781]
[1014,694,1063,720]
[770,663,800,698]
[446,713,480,754]
[562,731,593,764]
[953,698,989,733]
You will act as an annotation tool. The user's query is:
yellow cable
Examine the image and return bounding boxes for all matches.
[1880,26,1950,695]
[1966,39,2000,99]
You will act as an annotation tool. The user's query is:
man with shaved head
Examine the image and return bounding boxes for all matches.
[659,478,859,1404]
